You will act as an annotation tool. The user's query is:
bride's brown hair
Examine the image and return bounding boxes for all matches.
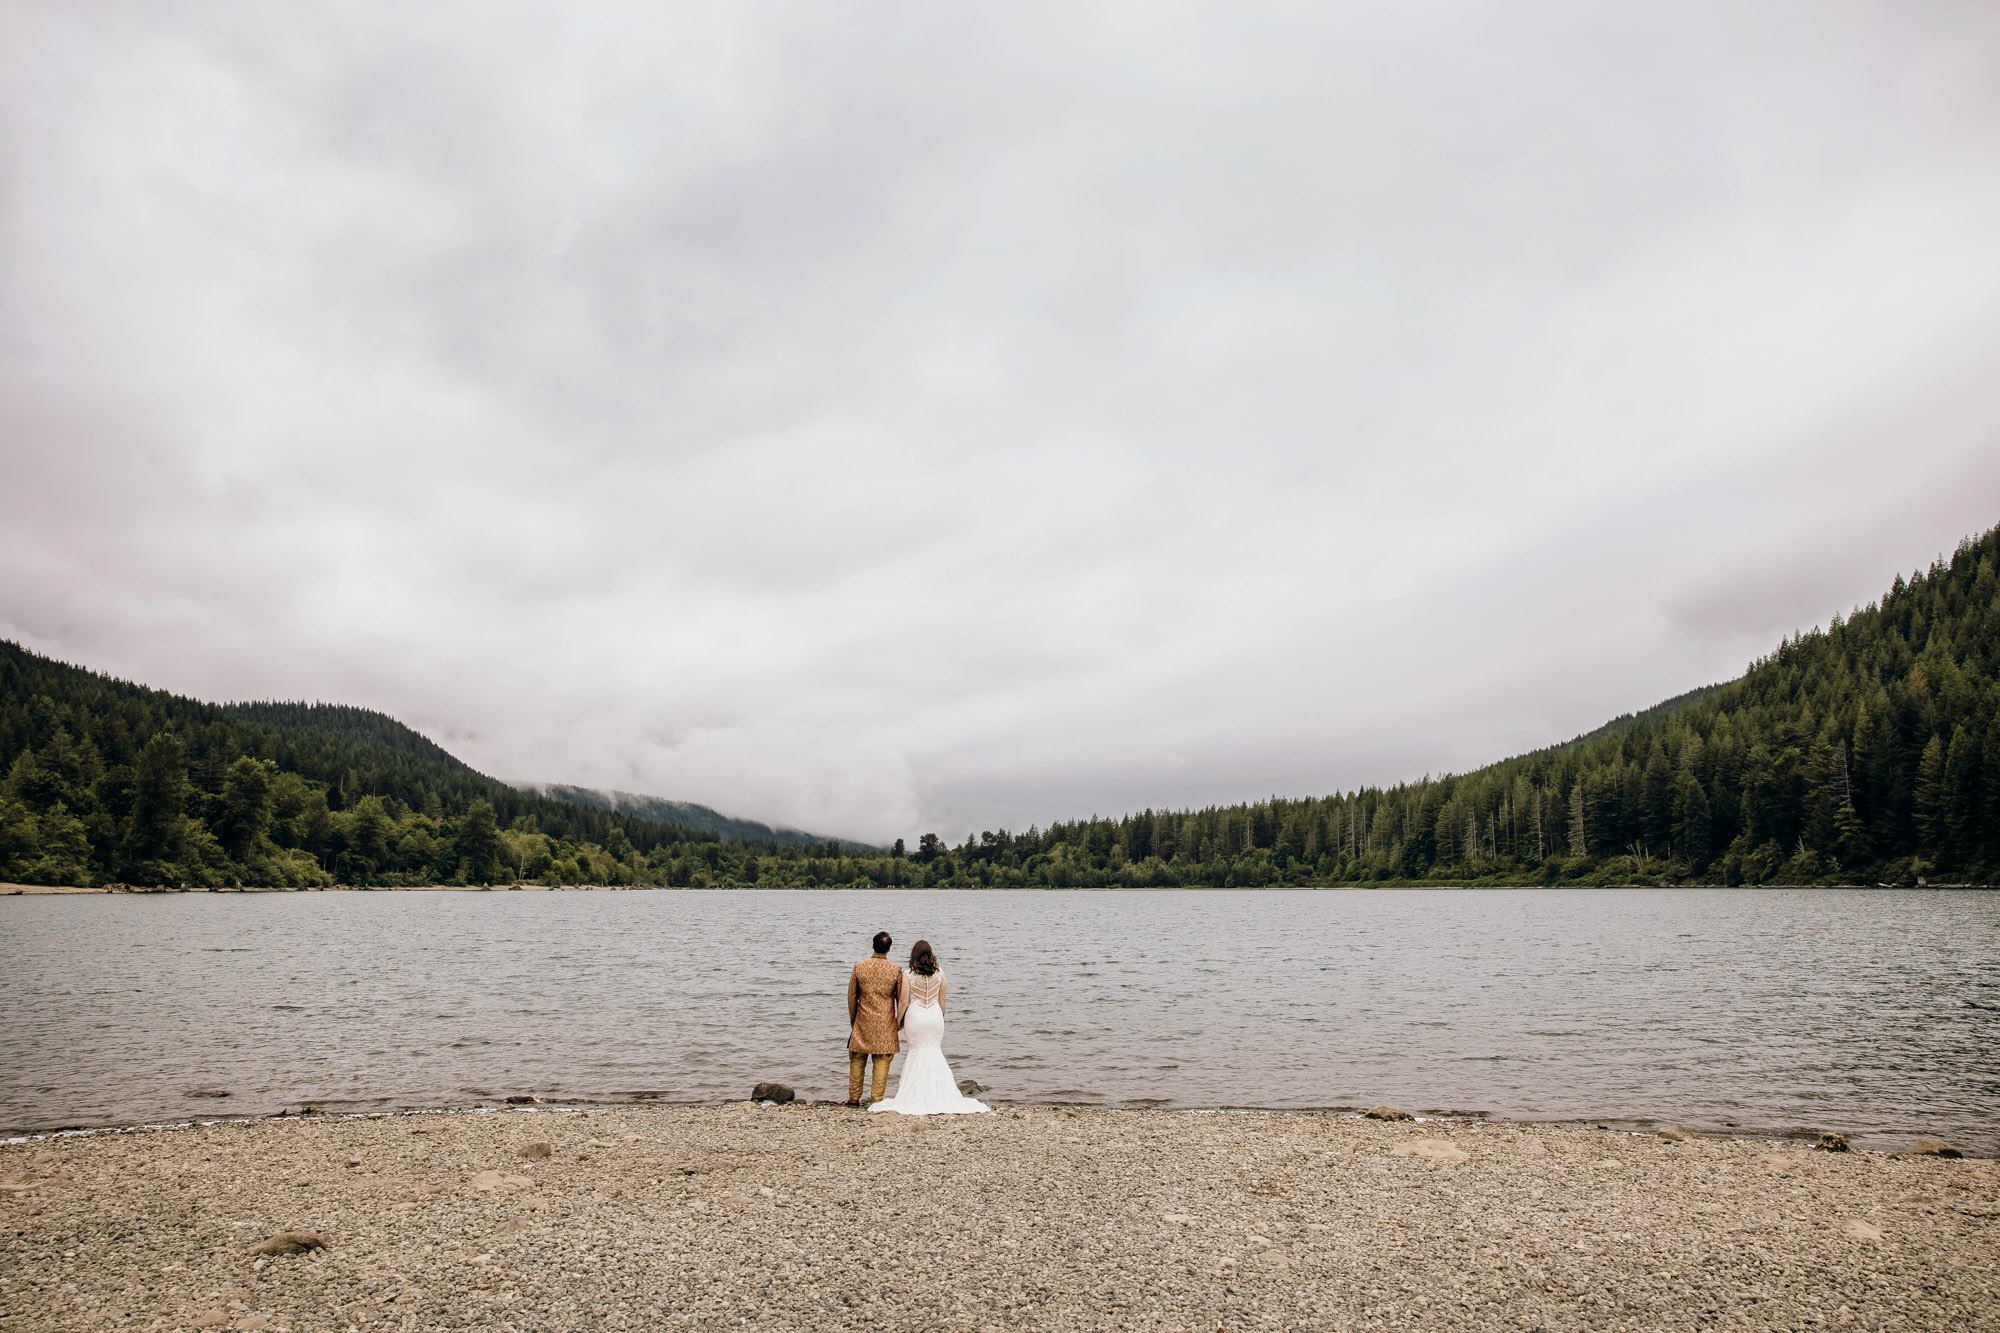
[908,940,939,976]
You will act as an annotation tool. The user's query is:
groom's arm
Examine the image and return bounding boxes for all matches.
[846,967,859,1024]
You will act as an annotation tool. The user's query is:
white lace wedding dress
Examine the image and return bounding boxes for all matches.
[869,971,989,1116]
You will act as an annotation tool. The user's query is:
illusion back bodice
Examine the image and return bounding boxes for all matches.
[869,967,986,1116]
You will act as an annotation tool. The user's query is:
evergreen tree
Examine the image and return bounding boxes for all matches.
[1800,738,1841,857]
[5,520,2000,890]
[1944,724,1982,871]
[30,803,93,886]
[1982,706,2000,871]
[456,799,503,883]
[215,757,276,864]
[0,796,38,879]
[1912,734,1949,864]
[1670,768,1712,868]
[2,750,59,813]
[120,732,190,883]
[347,795,394,880]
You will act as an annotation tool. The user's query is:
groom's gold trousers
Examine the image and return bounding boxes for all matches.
[849,1052,892,1103]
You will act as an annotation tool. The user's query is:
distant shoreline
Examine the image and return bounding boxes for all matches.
[5,880,1988,895]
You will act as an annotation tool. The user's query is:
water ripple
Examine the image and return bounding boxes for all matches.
[1,888,1996,1151]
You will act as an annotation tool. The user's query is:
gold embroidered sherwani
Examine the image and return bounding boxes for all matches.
[847,954,903,1102]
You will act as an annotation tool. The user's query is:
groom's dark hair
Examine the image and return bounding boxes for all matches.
[872,931,892,954]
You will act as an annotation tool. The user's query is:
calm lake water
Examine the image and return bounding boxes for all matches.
[2,888,1995,1152]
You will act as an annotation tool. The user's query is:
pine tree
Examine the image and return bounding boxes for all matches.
[0,796,38,879]
[1981,707,2000,873]
[1849,698,1880,826]
[347,796,394,879]
[30,803,92,885]
[1800,737,1841,856]
[215,757,276,863]
[1912,734,1949,864]
[120,731,190,883]
[2,750,60,813]
[1831,743,1869,869]
[1671,768,1713,869]
[1944,724,1982,871]
[1641,746,1674,849]
[456,799,503,883]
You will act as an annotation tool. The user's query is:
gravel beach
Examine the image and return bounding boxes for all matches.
[2,1105,1994,1332]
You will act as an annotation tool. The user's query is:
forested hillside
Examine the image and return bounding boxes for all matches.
[527,784,839,849]
[0,648,861,887]
[907,523,1998,888]
[5,522,1996,889]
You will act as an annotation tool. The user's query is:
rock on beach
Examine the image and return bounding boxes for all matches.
[1,1105,1993,1332]
[1390,1138,1469,1162]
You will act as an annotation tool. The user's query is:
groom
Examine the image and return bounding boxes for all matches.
[845,930,903,1107]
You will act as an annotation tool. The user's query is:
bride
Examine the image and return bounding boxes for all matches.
[869,940,989,1116]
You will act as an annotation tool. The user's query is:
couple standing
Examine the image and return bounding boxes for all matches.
[845,931,990,1116]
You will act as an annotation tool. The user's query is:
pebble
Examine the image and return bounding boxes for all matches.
[2,1105,1992,1332]
[1390,1138,1468,1162]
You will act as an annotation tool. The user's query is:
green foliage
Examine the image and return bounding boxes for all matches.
[893,523,1992,889]
[6,522,1998,889]
[861,522,2000,889]
[0,642,758,887]
[121,731,192,883]
[534,785,840,849]
[456,799,503,884]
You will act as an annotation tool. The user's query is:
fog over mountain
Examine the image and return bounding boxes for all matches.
[3,2,1998,843]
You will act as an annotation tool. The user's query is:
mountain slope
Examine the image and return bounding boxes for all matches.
[5,520,1994,889]
[1541,682,1726,755]
[526,784,850,850]
[923,522,1999,886]
[0,645,841,887]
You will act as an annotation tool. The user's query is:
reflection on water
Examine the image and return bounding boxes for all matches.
[2,888,1995,1152]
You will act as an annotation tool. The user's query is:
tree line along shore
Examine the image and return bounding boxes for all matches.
[3,524,1998,893]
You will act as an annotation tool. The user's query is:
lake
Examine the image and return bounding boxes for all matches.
[3,887,1995,1152]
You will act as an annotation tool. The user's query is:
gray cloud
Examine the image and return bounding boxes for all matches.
[3,0,1998,842]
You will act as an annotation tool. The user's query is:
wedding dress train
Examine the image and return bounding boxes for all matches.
[869,972,988,1116]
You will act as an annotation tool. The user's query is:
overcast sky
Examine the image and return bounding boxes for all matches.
[3,1,1998,843]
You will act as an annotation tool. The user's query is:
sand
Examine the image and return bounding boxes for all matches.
[2,1104,1995,1332]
